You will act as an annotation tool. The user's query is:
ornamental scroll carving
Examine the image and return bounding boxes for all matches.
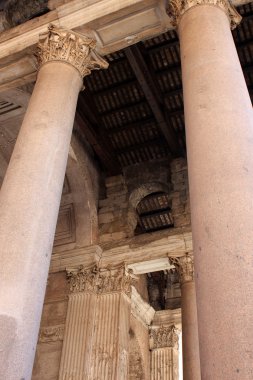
[150,325,179,349]
[166,0,241,29]
[169,253,194,284]
[37,24,108,79]
[66,265,138,297]
[39,324,65,343]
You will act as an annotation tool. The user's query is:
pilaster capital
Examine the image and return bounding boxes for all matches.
[37,24,108,80]
[169,253,194,284]
[66,264,138,297]
[150,325,179,349]
[66,265,98,293]
[166,0,241,29]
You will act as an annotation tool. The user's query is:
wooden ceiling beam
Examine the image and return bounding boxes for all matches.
[76,94,121,175]
[125,44,181,157]
[115,137,169,155]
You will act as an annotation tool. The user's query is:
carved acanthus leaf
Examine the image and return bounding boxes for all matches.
[66,265,138,296]
[150,325,179,349]
[167,0,241,29]
[169,253,194,284]
[39,324,65,343]
[66,265,98,293]
[37,24,108,79]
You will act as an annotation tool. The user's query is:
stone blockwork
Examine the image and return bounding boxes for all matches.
[170,158,190,228]
[99,158,190,243]
[32,271,69,380]
[98,175,137,243]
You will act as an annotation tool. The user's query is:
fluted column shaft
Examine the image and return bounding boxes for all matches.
[0,25,107,380]
[170,255,200,380]
[167,1,253,378]
[60,265,135,380]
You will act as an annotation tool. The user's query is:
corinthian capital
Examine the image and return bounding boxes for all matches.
[169,253,194,284]
[150,325,179,349]
[37,24,108,79]
[167,0,241,29]
[66,264,138,297]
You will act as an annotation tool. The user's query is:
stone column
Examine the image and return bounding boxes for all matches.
[167,1,253,378]
[59,265,136,380]
[150,324,179,380]
[0,25,108,380]
[170,254,200,380]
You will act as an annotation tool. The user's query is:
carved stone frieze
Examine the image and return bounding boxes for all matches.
[167,0,241,29]
[66,265,138,296]
[37,24,108,79]
[169,253,194,284]
[150,325,179,349]
[39,324,65,343]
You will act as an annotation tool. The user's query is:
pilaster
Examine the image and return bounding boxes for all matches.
[59,264,137,380]
[150,323,180,380]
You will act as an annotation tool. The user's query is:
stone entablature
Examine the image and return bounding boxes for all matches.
[66,264,138,296]
[167,0,241,28]
[37,24,108,80]
[169,253,194,284]
[131,286,155,327]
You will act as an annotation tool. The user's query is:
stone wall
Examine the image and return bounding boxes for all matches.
[32,272,68,380]
[98,174,136,243]
[170,158,191,228]
[98,158,190,244]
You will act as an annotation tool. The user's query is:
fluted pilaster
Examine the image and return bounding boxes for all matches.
[150,325,179,380]
[59,265,136,380]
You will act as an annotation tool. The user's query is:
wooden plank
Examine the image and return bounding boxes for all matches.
[125,44,181,157]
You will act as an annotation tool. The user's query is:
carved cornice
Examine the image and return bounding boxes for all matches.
[37,24,108,79]
[169,253,194,284]
[150,325,179,349]
[39,324,65,343]
[167,0,241,29]
[66,265,138,296]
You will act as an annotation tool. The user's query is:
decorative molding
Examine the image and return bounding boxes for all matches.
[150,325,179,349]
[66,265,98,293]
[66,265,138,296]
[169,253,194,284]
[39,324,65,343]
[37,24,108,79]
[167,0,242,29]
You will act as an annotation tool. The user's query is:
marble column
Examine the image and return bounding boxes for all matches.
[59,265,136,380]
[150,324,179,380]
[0,25,108,380]
[167,1,253,378]
[170,254,200,380]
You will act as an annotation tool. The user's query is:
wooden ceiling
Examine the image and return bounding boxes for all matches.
[75,2,253,175]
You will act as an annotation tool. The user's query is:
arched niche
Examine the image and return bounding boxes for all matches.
[128,182,173,235]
